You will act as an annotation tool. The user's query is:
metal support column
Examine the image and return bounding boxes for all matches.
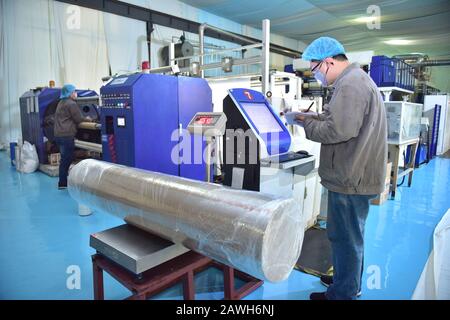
[261,19,270,97]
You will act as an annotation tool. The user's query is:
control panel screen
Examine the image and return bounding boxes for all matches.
[110,77,128,85]
[241,102,283,134]
[117,117,126,127]
[194,116,217,125]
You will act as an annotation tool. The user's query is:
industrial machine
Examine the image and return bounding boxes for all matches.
[187,112,227,182]
[99,73,212,181]
[222,88,315,203]
[385,101,423,144]
[19,87,101,165]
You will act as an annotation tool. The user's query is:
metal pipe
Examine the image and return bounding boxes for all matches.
[199,22,263,78]
[199,24,205,78]
[411,59,450,67]
[169,42,175,67]
[206,73,260,82]
[205,140,212,183]
[392,54,428,62]
[74,140,102,153]
[199,56,262,71]
[199,21,272,79]
[200,23,259,47]
[262,19,270,96]
[171,43,263,62]
[198,22,300,58]
[147,65,174,74]
[68,159,304,282]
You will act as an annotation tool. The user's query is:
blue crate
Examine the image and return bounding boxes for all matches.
[284,64,294,74]
[370,55,396,87]
[406,144,428,167]
[391,58,415,90]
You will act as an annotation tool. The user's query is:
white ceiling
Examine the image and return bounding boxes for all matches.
[180,0,450,59]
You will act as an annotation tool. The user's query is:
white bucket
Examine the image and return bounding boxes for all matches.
[78,204,92,216]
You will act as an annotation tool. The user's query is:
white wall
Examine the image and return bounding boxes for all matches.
[0,0,149,145]
[0,0,304,145]
[429,66,450,94]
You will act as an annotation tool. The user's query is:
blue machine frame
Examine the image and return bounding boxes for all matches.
[100,73,212,181]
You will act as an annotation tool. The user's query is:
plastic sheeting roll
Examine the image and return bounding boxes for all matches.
[68,159,304,282]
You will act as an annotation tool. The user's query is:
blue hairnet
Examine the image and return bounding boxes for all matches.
[60,84,76,99]
[302,37,345,61]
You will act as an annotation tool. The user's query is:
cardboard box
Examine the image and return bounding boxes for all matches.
[371,186,390,205]
[48,153,61,166]
[385,162,392,185]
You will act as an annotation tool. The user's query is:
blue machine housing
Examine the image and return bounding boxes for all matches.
[228,88,291,155]
[19,87,98,164]
[100,73,212,181]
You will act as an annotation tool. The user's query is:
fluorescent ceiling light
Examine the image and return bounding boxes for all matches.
[384,39,415,45]
[353,16,379,23]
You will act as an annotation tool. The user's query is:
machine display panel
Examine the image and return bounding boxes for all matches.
[110,77,128,85]
[117,117,126,127]
[194,115,217,125]
[240,102,283,134]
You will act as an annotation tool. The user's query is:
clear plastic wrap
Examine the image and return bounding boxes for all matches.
[68,159,304,282]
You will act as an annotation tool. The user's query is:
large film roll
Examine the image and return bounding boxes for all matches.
[68,159,304,282]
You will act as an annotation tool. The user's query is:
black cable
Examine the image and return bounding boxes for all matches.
[397,150,407,187]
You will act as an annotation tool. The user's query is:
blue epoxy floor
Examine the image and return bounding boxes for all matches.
[0,151,449,300]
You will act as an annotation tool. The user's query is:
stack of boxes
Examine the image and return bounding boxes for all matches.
[371,162,392,206]
[48,153,61,166]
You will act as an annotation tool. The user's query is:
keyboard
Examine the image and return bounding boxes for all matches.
[272,151,311,163]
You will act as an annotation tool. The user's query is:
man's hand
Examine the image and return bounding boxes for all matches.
[295,114,306,122]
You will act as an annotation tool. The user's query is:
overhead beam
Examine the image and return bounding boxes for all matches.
[56,0,301,58]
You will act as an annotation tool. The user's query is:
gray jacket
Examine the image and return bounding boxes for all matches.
[304,63,387,195]
[54,98,83,138]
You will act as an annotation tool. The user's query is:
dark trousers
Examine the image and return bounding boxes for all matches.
[55,136,75,185]
[326,190,374,300]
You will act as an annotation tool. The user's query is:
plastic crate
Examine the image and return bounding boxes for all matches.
[370,55,396,87]
[391,58,415,90]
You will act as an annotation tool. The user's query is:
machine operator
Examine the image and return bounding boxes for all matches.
[296,37,387,300]
[54,84,92,189]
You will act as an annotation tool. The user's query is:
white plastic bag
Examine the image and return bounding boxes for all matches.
[412,209,450,300]
[17,141,39,173]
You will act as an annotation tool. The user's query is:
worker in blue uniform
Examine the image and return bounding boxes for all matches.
[297,37,388,300]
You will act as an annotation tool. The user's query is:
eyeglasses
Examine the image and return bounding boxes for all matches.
[311,61,323,73]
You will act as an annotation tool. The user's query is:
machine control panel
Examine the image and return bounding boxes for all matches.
[187,112,227,137]
[101,92,132,109]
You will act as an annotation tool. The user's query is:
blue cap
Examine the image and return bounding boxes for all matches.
[60,84,76,99]
[302,37,345,61]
